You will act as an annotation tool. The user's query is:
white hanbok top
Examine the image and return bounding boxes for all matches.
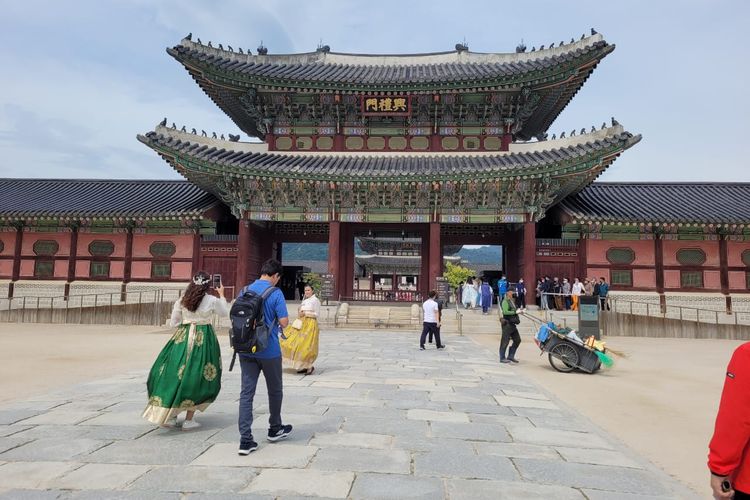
[299,294,321,319]
[169,294,230,327]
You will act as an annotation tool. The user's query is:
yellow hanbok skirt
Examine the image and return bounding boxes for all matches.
[281,317,320,370]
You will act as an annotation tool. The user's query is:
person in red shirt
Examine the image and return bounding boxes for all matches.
[708,342,750,499]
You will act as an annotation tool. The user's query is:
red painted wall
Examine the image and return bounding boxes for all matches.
[77,233,127,258]
[586,240,656,266]
[0,260,12,278]
[705,270,721,289]
[632,269,656,288]
[727,242,750,267]
[0,233,13,256]
[729,271,747,290]
[132,234,194,259]
[131,261,152,280]
[171,261,192,280]
[662,240,720,267]
[21,233,71,257]
[110,261,125,279]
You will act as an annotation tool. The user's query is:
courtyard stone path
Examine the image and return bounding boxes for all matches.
[0,330,698,499]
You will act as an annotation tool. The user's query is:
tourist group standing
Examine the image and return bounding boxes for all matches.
[536,275,610,311]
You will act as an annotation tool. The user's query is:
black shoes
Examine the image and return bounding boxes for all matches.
[500,359,511,364]
[436,344,446,349]
[508,358,519,364]
[267,424,293,442]
[420,346,426,350]
[238,439,258,455]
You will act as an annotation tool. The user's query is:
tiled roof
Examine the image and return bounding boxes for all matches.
[138,125,640,181]
[169,35,612,87]
[0,179,219,218]
[167,34,614,140]
[559,183,750,224]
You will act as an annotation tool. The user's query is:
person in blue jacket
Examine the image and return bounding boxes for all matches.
[597,277,610,311]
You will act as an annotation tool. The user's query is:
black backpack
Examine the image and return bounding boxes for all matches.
[228,286,278,371]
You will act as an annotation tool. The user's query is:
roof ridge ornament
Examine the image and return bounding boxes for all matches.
[257,41,268,55]
[316,39,331,53]
[515,39,526,53]
[455,39,469,52]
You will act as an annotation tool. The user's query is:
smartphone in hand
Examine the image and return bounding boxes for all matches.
[212,274,222,288]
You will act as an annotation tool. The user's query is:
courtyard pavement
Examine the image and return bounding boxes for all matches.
[0,330,697,499]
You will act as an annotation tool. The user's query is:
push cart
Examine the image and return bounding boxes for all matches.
[525,314,603,374]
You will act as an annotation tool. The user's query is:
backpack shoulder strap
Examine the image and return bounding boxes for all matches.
[260,286,278,300]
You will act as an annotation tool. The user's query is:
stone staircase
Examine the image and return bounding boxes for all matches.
[334,303,421,329]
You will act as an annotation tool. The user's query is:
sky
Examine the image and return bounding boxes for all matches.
[0,0,748,181]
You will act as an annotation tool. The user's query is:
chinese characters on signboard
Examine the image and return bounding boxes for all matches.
[362,96,410,116]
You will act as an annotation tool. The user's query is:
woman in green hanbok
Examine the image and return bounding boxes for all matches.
[142,271,229,429]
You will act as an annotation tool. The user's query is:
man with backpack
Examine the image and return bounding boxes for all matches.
[233,259,293,455]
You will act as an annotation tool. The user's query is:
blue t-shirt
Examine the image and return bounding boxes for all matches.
[237,279,288,359]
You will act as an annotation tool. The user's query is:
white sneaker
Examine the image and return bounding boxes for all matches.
[182,419,201,431]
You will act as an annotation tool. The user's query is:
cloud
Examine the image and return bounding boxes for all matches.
[0,0,748,181]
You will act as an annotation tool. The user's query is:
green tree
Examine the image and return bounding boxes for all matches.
[302,272,323,294]
[443,261,477,291]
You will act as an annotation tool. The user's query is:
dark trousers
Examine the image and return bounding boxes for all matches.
[500,323,521,360]
[427,326,441,343]
[420,322,441,347]
[735,490,750,499]
[599,296,610,311]
[517,293,526,309]
[239,355,283,441]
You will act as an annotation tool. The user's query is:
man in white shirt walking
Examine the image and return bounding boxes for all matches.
[420,290,444,350]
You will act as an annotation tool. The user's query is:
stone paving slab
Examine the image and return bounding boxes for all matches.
[0,461,79,489]
[349,472,444,499]
[414,450,519,480]
[84,438,211,465]
[244,469,355,498]
[191,443,317,468]
[0,329,698,499]
[0,490,71,499]
[49,463,150,490]
[129,465,257,493]
[446,478,586,499]
[0,438,109,462]
[309,432,393,449]
[514,458,675,495]
[310,447,411,474]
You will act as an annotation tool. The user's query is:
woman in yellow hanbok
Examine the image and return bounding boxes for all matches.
[281,285,321,375]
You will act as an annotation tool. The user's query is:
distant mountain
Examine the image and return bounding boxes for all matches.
[457,246,502,264]
[282,243,501,265]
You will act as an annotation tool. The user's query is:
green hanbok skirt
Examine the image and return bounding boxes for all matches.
[142,322,222,425]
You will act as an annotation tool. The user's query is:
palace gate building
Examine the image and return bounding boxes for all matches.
[2,31,750,310]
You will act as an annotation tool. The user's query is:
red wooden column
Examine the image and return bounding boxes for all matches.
[654,232,666,312]
[328,221,341,299]
[420,225,430,294]
[342,224,355,298]
[522,220,536,291]
[428,222,441,291]
[65,225,79,299]
[719,235,731,312]
[191,230,201,275]
[236,220,251,292]
[121,227,134,301]
[577,234,588,281]
[9,224,24,298]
